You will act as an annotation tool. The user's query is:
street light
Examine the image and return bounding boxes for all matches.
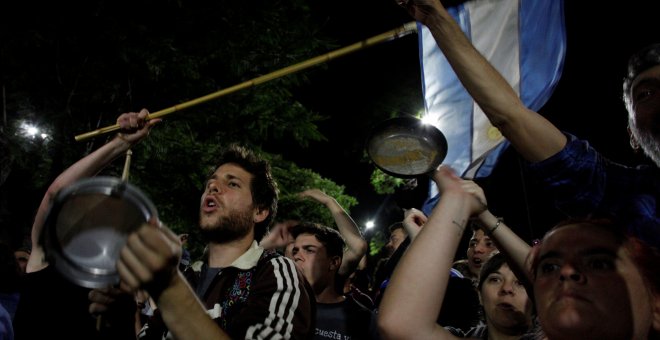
[18,120,49,140]
[365,220,375,230]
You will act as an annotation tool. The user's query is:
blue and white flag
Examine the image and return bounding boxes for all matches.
[420,0,566,214]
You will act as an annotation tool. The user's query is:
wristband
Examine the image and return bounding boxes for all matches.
[486,217,503,236]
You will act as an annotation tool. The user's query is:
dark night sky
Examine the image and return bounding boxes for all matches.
[283,0,658,244]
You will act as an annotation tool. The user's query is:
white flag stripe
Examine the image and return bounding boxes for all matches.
[468,0,519,178]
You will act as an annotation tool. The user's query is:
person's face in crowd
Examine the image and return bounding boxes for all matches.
[291,233,339,293]
[199,163,267,243]
[385,228,406,256]
[14,250,29,274]
[533,223,660,340]
[629,64,660,166]
[467,229,498,277]
[480,264,532,333]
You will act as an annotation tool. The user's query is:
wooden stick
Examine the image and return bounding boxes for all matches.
[121,149,132,181]
[74,22,418,141]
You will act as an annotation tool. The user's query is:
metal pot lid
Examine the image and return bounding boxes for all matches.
[42,176,157,288]
[366,117,448,178]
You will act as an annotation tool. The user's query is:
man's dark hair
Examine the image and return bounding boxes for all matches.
[388,222,404,234]
[623,43,660,109]
[477,252,506,292]
[291,222,345,259]
[216,144,278,241]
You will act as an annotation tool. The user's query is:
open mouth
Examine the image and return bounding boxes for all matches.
[202,196,218,212]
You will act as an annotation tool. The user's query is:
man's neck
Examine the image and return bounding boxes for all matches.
[315,283,345,304]
[207,236,255,268]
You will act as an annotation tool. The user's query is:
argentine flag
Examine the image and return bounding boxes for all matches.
[420,0,566,214]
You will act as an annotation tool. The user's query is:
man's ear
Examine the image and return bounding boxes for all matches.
[253,208,269,224]
[628,126,641,151]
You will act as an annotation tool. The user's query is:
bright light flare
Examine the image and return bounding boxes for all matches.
[365,220,375,230]
[19,121,49,140]
[421,114,435,125]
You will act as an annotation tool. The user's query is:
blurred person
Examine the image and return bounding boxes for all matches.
[373,222,409,306]
[464,226,499,283]
[13,110,156,339]
[133,290,155,336]
[343,254,375,310]
[0,241,21,323]
[451,259,471,279]
[12,247,30,276]
[384,222,407,256]
[373,218,415,303]
[0,303,11,340]
[178,233,191,271]
[25,109,159,273]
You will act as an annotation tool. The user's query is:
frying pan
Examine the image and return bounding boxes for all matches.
[42,176,158,288]
[366,117,448,178]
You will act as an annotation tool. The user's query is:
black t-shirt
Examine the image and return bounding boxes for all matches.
[314,296,376,340]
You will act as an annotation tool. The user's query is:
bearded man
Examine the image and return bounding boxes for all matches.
[90,142,315,340]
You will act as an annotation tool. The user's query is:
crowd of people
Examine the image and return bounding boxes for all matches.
[1,0,659,339]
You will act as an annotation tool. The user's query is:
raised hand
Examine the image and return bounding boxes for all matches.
[116,108,161,145]
[402,208,427,241]
[431,165,487,217]
[260,220,298,251]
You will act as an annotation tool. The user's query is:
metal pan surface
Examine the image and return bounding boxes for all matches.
[42,176,158,288]
[367,117,448,178]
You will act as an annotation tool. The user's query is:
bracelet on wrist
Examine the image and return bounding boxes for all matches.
[116,133,131,145]
[486,217,503,236]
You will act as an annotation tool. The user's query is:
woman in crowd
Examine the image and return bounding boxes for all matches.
[378,166,534,340]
